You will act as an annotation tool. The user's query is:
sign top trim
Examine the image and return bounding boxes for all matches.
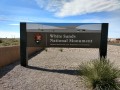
[27,29,101,33]
[26,23,102,32]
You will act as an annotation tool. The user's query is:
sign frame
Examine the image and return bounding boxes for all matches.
[20,23,108,67]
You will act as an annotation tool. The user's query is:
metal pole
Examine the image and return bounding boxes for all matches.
[99,23,108,59]
[20,22,28,67]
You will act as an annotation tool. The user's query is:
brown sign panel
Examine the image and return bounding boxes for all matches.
[26,23,102,48]
[27,32,101,48]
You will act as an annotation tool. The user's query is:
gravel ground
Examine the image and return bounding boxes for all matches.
[0,45,120,90]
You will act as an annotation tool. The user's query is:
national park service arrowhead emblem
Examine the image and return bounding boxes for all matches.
[34,33,42,44]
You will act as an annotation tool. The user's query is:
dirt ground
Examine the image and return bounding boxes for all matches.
[0,45,120,90]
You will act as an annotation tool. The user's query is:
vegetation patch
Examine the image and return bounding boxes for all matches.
[79,58,120,90]
[59,48,63,52]
[0,38,20,46]
[45,48,48,52]
[0,39,3,43]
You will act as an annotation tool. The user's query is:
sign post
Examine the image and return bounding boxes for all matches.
[99,23,108,59]
[20,23,28,67]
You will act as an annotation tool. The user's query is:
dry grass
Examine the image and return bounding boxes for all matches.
[79,58,120,90]
[0,38,20,46]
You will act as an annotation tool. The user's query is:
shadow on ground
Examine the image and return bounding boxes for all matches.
[0,49,44,78]
[27,65,81,76]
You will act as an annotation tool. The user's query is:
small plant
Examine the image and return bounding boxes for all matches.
[11,42,19,45]
[45,48,48,52]
[0,39,2,43]
[11,38,19,42]
[79,58,120,90]
[2,42,10,46]
[59,48,63,52]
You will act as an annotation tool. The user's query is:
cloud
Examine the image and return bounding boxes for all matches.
[9,24,19,26]
[0,15,34,22]
[35,0,67,12]
[0,31,20,38]
[56,0,120,17]
[35,0,120,17]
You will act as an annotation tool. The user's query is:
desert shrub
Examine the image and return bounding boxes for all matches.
[0,38,20,46]
[45,48,48,52]
[12,39,18,42]
[11,42,19,45]
[0,39,2,43]
[2,42,11,46]
[79,58,120,90]
[59,48,63,52]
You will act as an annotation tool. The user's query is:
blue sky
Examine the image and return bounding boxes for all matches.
[0,0,120,38]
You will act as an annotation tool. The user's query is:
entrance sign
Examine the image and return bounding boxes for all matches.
[20,23,108,67]
[27,32,101,48]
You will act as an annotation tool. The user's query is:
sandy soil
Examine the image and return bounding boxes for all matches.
[0,45,120,90]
